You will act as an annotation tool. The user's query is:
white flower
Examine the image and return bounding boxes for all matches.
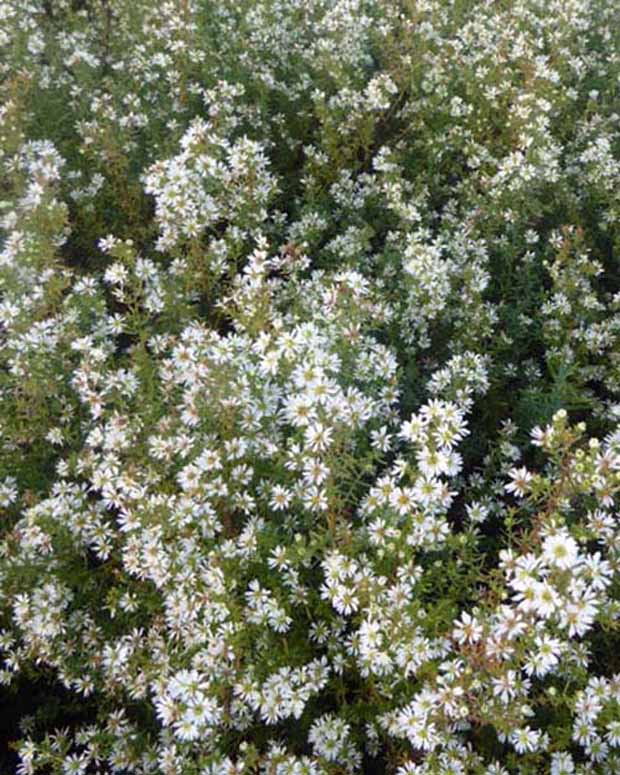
[390,486,416,516]
[504,466,533,497]
[492,670,519,704]
[511,726,542,753]
[524,635,562,677]
[332,585,359,616]
[103,261,128,285]
[466,501,489,524]
[533,581,560,619]
[573,719,596,747]
[559,594,598,637]
[399,414,426,443]
[270,485,292,511]
[452,611,483,645]
[550,752,575,774]
[605,720,620,746]
[305,422,333,453]
[542,532,580,570]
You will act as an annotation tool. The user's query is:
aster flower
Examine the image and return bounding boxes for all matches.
[505,467,533,498]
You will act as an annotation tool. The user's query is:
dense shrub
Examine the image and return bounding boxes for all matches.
[2,0,620,772]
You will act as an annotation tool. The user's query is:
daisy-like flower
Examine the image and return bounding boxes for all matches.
[531,424,554,449]
[550,752,575,775]
[605,720,620,747]
[492,670,519,704]
[542,532,580,571]
[573,719,596,747]
[523,635,562,677]
[305,422,333,453]
[270,484,292,511]
[534,581,560,619]
[560,591,598,637]
[416,446,449,478]
[332,585,359,616]
[466,500,489,524]
[370,425,392,452]
[390,486,416,516]
[581,552,612,591]
[303,486,328,512]
[399,414,426,443]
[452,611,483,645]
[504,467,533,497]
[511,726,542,754]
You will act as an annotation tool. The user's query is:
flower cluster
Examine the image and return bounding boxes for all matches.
[2,0,620,772]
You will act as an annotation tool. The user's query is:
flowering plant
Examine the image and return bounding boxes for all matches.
[2,0,620,772]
